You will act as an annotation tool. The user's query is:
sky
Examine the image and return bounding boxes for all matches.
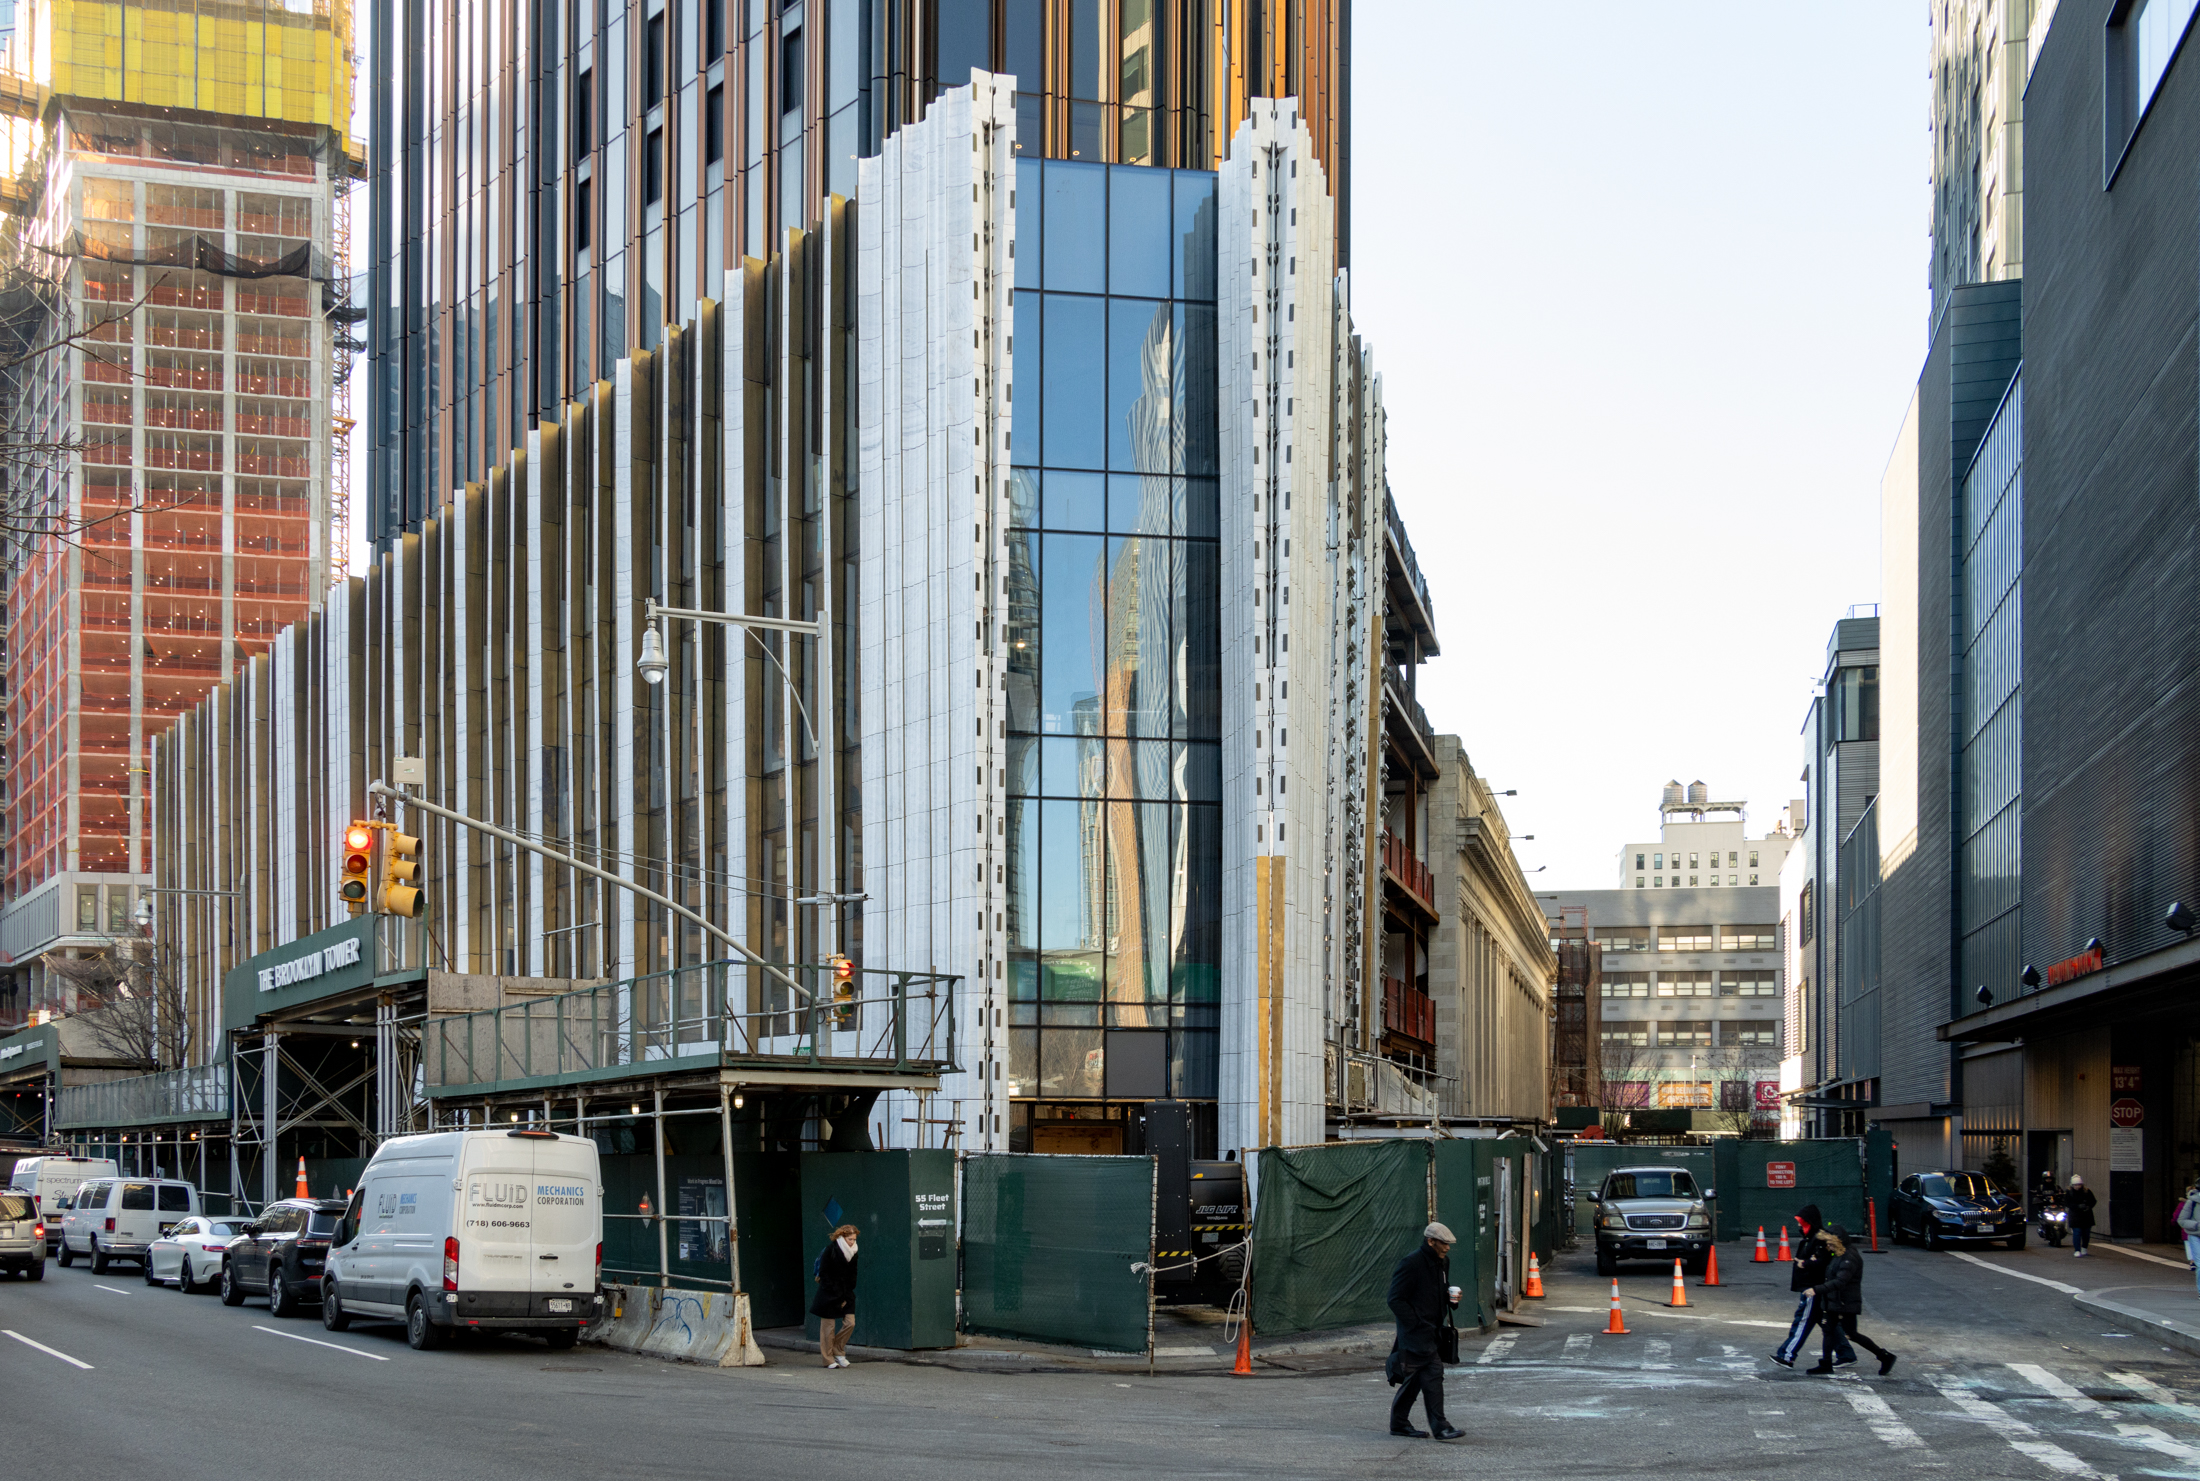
[1349,2,1931,889]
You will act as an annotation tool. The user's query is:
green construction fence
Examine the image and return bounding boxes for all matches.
[959,1152,1156,1355]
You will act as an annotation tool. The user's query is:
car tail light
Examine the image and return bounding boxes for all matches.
[104,1218,116,1233]
[32,1224,43,1240]
[443,1236,460,1292]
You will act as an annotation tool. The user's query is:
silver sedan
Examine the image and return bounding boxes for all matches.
[146,1216,253,1292]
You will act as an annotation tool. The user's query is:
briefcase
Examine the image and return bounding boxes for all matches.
[1436,1307,1460,1366]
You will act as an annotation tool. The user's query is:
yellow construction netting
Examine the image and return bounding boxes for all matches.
[45,0,352,133]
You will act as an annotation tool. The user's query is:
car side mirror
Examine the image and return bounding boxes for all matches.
[242,1223,261,1237]
[1704,1189,1716,1200]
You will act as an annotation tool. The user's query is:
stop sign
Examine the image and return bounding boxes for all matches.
[2111,1098,2144,1128]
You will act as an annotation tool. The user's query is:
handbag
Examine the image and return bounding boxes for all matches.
[1435,1305,1460,1366]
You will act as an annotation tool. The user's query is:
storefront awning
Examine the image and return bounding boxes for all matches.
[1940,932,2200,1044]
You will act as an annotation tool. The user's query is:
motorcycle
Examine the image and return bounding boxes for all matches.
[2033,1191,2069,1247]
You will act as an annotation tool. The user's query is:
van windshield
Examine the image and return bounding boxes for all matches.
[1604,1171,1698,1200]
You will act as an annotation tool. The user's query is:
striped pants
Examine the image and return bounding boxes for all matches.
[1775,1291,1819,1365]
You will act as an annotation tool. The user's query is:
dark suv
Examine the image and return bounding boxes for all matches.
[220,1198,348,1317]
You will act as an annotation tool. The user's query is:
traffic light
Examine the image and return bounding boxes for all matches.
[830,954,855,1027]
[340,822,375,916]
[381,829,424,917]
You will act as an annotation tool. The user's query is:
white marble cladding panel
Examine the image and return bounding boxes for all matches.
[858,74,1018,1150]
[612,358,642,979]
[720,268,751,983]
[525,428,550,967]
[1218,102,1379,1152]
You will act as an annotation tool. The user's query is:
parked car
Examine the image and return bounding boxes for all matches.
[146,1215,254,1292]
[321,1127,603,1350]
[1890,1170,2025,1249]
[58,1177,201,1272]
[0,1190,46,1279]
[220,1198,348,1316]
[6,1155,119,1252]
[1589,1165,1713,1276]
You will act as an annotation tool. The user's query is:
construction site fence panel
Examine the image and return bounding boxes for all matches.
[1720,1138,1868,1245]
[960,1152,1155,1355]
[1249,1140,1430,1338]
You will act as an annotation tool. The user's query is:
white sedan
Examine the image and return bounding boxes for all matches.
[146,1216,253,1292]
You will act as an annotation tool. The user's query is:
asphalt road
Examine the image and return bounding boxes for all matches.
[10,1234,2200,1479]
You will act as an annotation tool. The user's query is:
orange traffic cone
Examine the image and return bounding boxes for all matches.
[1233,1319,1253,1375]
[293,1157,308,1198]
[1524,1253,1545,1299]
[1666,1259,1690,1308]
[1776,1225,1792,1261]
[1604,1278,1629,1335]
[1701,1242,1722,1287]
[1752,1226,1770,1262]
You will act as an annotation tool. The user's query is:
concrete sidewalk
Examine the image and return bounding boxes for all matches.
[2074,1279,2200,1357]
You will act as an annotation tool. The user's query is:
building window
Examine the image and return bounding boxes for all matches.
[1689,853,1698,869]
[1636,876,1645,889]
[1800,883,1815,944]
[706,83,725,163]
[782,27,804,112]
[1725,1021,1777,1046]
[1723,974,1778,998]
[1597,928,1646,952]
[1657,974,1713,998]
[2110,0,2200,171]
[576,178,593,250]
[1600,1026,1649,1048]
[1603,975,1650,999]
[644,128,664,203]
[1687,876,1697,886]
[1658,927,1713,952]
[646,13,666,108]
[1727,852,1737,867]
[1749,850,1759,868]
[1654,853,1663,869]
[575,69,594,154]
[706,0,725,61]
[1727,875,1737,886]
[1831,664,1879,741]
[1653,877,1662,888]
[1635,852,1645,870]
[1748,874,1758,885]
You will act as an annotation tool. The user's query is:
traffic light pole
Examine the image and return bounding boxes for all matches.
[365,779,813,1002]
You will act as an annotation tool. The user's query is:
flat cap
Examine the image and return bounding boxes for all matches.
[1424,1221,1457,1243]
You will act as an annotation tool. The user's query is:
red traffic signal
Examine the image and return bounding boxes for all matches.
[340,820,375,915]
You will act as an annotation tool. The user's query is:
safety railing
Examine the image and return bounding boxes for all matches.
[423,959,958,1093]
[55,1062,230,1129]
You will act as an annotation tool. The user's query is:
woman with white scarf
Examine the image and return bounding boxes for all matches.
[811,1223,861,1367]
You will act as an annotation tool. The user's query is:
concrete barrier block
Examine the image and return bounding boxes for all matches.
[585,1284,767,1366]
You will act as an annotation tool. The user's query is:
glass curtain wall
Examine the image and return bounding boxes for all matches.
[1003,156,1219,1130]
[1960,374,2023,999]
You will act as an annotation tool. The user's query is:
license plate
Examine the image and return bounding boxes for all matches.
[1644,1238,1667,1250]
[545,1298,573,1314]
[1969,1223,1987,1232]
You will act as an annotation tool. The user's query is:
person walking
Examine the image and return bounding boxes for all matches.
[2067,1175,2098,1257]
[1807,1225,1896,1376]
[1770,1203,1830,1369]
[811,1222,860,1368]
[1385,1221,1466,1441]
[2176,1182,2200,1289]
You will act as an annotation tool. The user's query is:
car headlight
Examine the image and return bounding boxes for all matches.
[1598,1213,1626,1230]
[1687,1213,1709,1229]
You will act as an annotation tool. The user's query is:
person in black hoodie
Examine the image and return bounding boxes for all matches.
[2067,1175,2098,1257]
[1770,1203,1829,1369]
[1385,1222,1466,1441]
[1808,1224,1896,1376]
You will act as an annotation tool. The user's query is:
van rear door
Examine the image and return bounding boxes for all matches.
[457,1139,538,1295]
[528,1139,601,1314]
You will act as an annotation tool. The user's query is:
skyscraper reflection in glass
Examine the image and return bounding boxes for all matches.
[1003,157,1221,1116]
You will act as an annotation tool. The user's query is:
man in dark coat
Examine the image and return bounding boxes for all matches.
[1386,1221,1466,1441]
[811,1222,860,1368]
[1770,1203,1828,1368]
[2067,1175,2098,1257]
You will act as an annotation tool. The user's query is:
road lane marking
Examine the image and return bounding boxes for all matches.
[1477,1334,1516,1365]
[1641,1339,1672,1370]
[1840,1383,1931,1453]
[1948,1251,2084,1295]
[1930,1376,2113,1479]
[92,1284,132,1296]
[251,1325,390,1361]
[3,1330,93,1369]
[1560,1333,1592,1360]
[2086,1243,2190,1271]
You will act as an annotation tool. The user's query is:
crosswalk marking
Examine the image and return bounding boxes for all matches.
[1477,1334,1515,1365]
[2008,1363,2107,1415]
[1641,1339,1672,1370]
[1840,1383,1932,1454]
[1930,1376,2114,1480]
[1560,1333,1592,1361]
[2108,1371,2191,1410]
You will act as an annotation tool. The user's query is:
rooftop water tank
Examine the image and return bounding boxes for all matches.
[1662,780,1684,808]
[1687,780,1708,806]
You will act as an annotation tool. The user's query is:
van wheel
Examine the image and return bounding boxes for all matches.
[321,1281,352,1332]
[407,1293,449,1351]
[544,1328,579,1350]
[57,1241,74,1269]
[90,1242,109,1275]
[220,1260,246,1306]
[268,1267,298,1318]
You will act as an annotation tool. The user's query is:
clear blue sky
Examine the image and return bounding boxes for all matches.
[1351,2,1930,888]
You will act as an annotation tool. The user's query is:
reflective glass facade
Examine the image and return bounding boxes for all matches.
[1002,157,1220,1112]
[1959,373,2022,996]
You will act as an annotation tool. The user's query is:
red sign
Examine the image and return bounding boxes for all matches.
[1767,1161,1797,1189]
[2046,946,2106,988]
[2112,1065,2143,1095]
[2111,1098,2145,1128]
[1754,1080,1782,1111]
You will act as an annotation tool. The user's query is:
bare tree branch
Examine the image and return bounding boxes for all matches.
[38,934,196,1071]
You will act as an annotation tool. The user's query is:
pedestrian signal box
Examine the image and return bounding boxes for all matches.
[381,830,425,918]
[340,822,375,916]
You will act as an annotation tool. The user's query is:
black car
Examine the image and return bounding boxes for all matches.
[1890,1170,2024,1250]
[220,1198,348,1316]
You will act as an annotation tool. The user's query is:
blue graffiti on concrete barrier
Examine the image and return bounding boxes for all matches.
[652,1293,707,1345]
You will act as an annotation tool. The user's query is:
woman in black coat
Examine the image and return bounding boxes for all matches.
[2067,1175,2098,1256]
[812,1222,860,1368]
[1809,1225,1895,1376]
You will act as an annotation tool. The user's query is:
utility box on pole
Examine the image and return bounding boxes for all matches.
[800,1149,957,1349]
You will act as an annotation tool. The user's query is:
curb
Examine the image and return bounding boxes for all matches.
[2073,1288,2200,1358]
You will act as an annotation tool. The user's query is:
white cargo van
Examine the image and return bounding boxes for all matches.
[57,1177,201,1272]
[321,1127,603,1351]
[7,1155,120,1252]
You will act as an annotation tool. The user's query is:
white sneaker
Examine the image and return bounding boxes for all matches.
[835,1355,851,1368]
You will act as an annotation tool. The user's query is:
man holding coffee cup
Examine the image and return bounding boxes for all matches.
[1385,1221,1467,1441]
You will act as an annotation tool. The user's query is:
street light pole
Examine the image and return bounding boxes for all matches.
[637,596,840,960]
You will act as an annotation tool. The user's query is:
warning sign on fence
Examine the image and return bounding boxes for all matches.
[1766,1161,1797,1189]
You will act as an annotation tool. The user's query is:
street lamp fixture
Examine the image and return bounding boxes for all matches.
[637,620,669,685]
